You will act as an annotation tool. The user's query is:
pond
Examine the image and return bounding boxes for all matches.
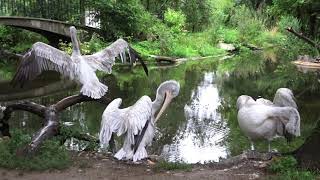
[1,49,320,164]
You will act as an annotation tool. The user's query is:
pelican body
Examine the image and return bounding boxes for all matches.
[237,88,300,151]
[99,80,180,161]
[12,26,148,99]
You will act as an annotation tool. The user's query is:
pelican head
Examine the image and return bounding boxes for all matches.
[236,95,255,110]
[70,26,77,36]
[273,88,297,108]
[154,80,180,122]
[69,26,80,55]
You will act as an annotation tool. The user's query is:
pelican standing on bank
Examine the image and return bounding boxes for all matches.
[99,80,180,161]
[237,88,300,152]
[11,26,148,99]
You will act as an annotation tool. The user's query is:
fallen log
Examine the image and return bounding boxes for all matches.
[0,94,111,156]
[149,55,179,63]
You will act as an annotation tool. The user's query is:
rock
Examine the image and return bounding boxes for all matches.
[149,155,164,162]
[218,42,236,52]
[147,159,156,165]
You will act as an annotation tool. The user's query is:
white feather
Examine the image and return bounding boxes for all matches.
[237,88,300,151]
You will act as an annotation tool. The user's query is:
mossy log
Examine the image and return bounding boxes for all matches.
[0,94,110,156]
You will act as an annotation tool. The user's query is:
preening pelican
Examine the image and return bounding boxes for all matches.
[99,80,180,162]
[237,88,300,152]
[11,26,148,99]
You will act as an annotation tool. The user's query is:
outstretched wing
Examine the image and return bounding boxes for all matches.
[83,38,148,75]
[99,98,127,146]
[11,42,75,87]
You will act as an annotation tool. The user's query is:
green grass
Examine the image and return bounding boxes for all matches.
[268,156,317,180]
[0,129,71,170]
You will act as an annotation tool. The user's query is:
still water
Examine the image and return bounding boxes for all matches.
[1,50,320,163]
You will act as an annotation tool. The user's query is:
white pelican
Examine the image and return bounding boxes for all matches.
[237,88,300,152]
[11,26,148,99]
[99,80,180,162]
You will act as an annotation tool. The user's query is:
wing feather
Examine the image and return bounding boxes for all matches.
[11,42,75,87]
[99,98,127,146]
[118,96,152,145]
[83,38,148,75]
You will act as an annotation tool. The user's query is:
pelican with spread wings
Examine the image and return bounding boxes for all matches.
[11,26,148,99]
[237,88,300,152]
[99,80,180,162]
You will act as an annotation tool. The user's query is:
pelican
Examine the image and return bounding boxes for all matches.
[11,26,148,99]
[237,88,300,152]
[99,80,180,162]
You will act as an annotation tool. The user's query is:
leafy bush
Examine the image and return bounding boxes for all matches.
[0,26,47,53]
[164,8,186,34]
[229,5,265,43]
[277,15,301,33]
[0,129,71,170]
[268,156,316,180]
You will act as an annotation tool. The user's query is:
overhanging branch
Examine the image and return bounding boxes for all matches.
[0,93,111,156]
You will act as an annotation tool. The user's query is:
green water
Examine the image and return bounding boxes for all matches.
[1,49,320,163]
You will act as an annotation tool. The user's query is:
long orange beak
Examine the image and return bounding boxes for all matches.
[155,92,173,123]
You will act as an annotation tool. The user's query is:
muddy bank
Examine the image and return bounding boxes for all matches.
[0,152,270,180]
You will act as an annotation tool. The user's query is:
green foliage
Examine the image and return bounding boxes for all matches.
[182,0,211,32]
[154,160,192,172]
[277,16,301,33]
[92,0,147,39]
[0,61,15,81]
[229,5,265,42]
[268,156,316,180]
[0,129,71,170]
[269,156,298,173]
[164,8,186,34]
[0,26,47,53]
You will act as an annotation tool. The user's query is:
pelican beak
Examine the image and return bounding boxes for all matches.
[155,91,173,123]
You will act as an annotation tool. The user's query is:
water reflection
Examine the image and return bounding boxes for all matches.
[2,50,320,164]
[161,72,229,163]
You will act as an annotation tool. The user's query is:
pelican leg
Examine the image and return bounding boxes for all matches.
[109,133,116,154]
[268,141,271,152]
[250,141,255,151]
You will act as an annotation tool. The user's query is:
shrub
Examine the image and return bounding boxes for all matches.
[0,129,71,170]
[277,15,301,33]
[164,8,186,34]
[268,156,316,180]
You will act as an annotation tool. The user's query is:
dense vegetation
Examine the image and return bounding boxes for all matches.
[0,0,320,177]
[0,0,319,59]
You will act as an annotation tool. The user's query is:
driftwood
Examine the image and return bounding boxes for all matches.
[0,94,111,156]
[149,54,230,64]
[149,55,179,63]
[286,27,320,55]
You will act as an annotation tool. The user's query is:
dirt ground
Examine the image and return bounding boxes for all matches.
[0,152,271,180]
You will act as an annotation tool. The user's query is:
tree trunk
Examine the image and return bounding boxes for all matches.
[0,94,111,156]
[294,120,320,170]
